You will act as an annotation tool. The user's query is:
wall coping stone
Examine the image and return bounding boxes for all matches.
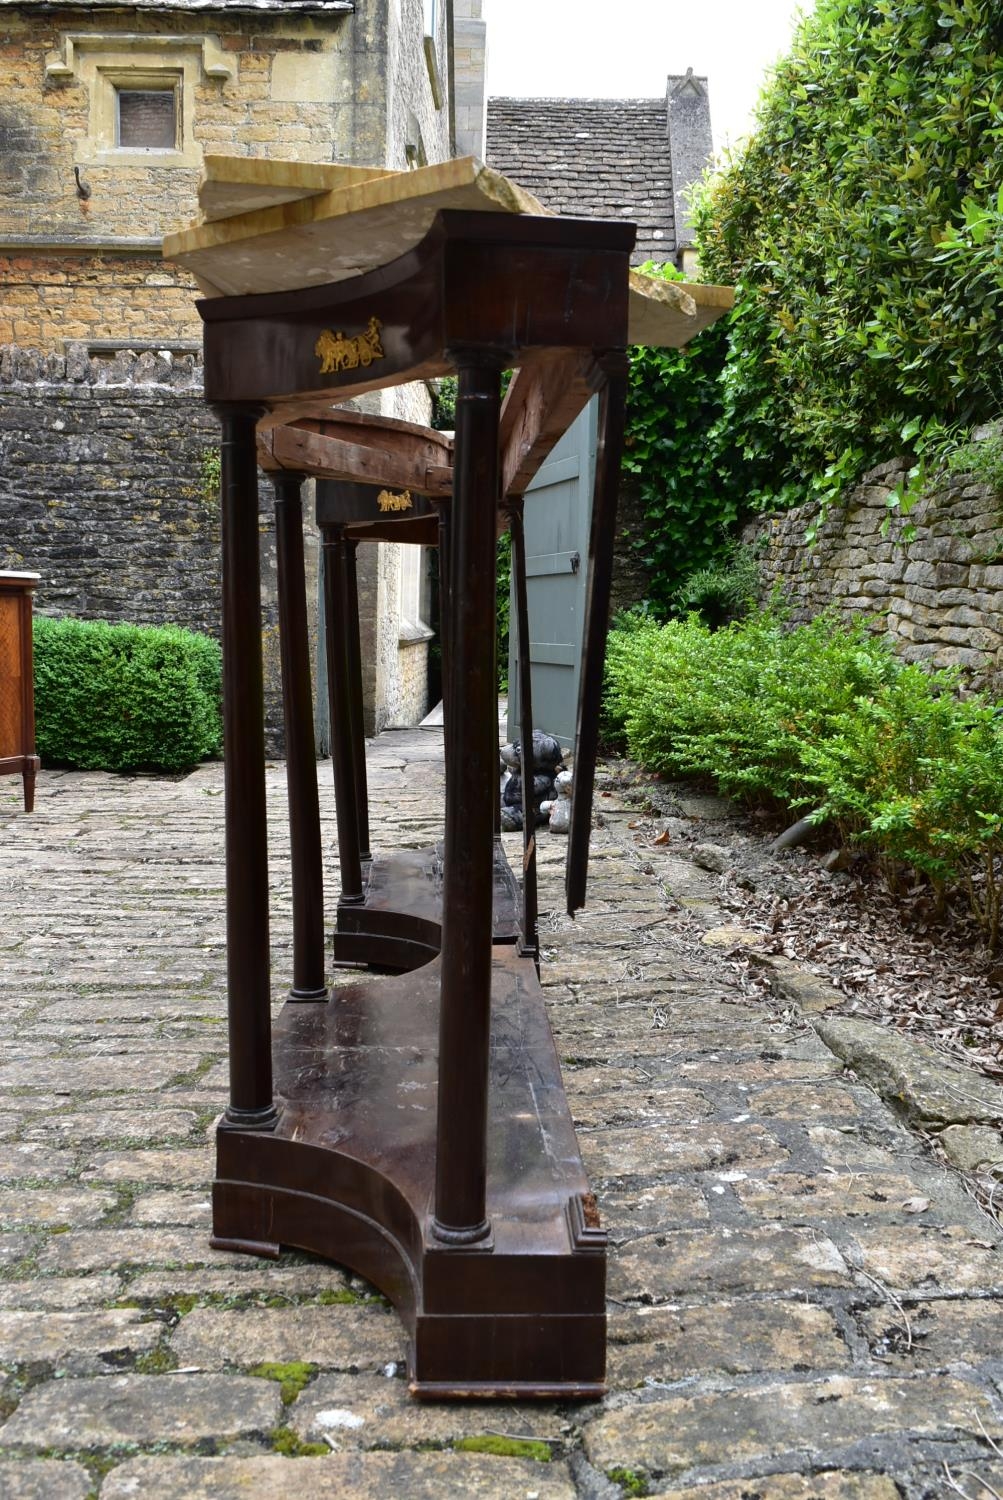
[0,343,204,391]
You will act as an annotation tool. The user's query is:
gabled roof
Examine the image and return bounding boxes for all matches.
[486,82,712,265]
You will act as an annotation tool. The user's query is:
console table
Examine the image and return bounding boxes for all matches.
[165,156,731,1397]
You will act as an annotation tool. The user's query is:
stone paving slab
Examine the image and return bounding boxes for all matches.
[286,1371,565,1450]
[2,735,1003,1498]
[583,1372,1002,1479]
[0,1458,93,1500]
[605,1298,851,1386]
[2,1372,282,1447]
[0,1310,161,1371]
[99,1452,577,1499]
[170,1305,405,1372]
[657,1477,901,1500]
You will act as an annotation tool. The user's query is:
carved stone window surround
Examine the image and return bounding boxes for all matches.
[46,33,233,169]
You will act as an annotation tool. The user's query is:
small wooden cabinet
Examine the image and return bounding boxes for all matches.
[0,571,41,812]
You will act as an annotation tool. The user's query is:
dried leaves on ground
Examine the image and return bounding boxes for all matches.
[604,762,1003,1085]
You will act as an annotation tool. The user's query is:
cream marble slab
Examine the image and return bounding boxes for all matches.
[164,156,546,298]
[198,156,396,222]
[165,154,734,348]
[628,272,734,347]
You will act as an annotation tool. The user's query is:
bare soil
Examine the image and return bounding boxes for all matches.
[599,759,1003,1086]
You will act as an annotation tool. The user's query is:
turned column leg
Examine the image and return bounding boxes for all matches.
[322,527,364,905]
[22,759,38,814]
[566,360,630,915]
[216,404,277,1131]
[274,472,328,1002]
[343,539,371,863]
[434,499,451,730]
[508,498,539,963]
[433,356,505,1245]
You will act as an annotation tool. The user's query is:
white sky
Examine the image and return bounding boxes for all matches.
[481,0,814,156]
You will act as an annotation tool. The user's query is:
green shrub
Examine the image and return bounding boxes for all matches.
[673,542,762,626]
[603,609,1003,945]
[34,616,223,774]
[800,665,1003,944]
[607,609,895,805]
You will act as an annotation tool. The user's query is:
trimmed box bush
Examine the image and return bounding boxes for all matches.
[603,608,1003,947]
[34,616,223,774]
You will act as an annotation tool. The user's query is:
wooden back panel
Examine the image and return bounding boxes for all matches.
[0,593,23,759]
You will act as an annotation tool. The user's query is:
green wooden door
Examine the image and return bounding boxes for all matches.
[507,399,597,750]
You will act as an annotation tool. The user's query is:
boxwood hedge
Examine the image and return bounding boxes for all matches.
[34,616,223,774]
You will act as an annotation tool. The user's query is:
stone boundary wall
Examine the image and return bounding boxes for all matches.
[0,342,221,633]
[748,449,1003,687]
[0,341,297,752]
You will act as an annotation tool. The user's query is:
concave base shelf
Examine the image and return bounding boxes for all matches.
[333,840,521,970]
[211,946,606,1397]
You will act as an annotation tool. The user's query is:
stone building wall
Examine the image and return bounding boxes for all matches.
[0,251,199,350]
[609,481,654,621]
[0,3,373,350]
[0,0,451,351]
[749,447,1003,685]
[451,0,487,159]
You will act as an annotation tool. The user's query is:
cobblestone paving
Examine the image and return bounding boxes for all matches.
[1,727,1002,1499]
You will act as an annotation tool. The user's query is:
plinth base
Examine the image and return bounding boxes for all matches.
[211,947,606,1397]
[333,841,520,970]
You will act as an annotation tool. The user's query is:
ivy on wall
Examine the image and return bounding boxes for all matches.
[622,273,788,614]
[693,0,1003,499]
[624,1,1003,613]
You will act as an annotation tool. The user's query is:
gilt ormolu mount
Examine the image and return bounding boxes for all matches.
[165,156,731,1397]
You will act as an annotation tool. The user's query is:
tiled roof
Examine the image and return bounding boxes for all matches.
[486,91,707,265]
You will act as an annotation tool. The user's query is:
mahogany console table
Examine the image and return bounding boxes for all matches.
[0,571,41,813]
[165,156,731,1397]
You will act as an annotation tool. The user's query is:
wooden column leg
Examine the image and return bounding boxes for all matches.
[22,759,39,814]
[434,499,451,729]
[566,360,630,916]
[322,527,364,904]
[21,768,38,816]
[216,403,277,1131]
[432,357,504,1245]
[344,539,371,864]
[508,498,539,963]
[274,472,328,1003]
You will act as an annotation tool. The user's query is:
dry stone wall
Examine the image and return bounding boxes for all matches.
[0,341,307,750]
[750,446,1003,686]
[0,344,435,751]
[0,342,220,631]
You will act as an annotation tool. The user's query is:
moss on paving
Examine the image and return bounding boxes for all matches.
[251,1361,316,1405]
[453,1434,553,1462]
[269,1424,329,1457]
[607,1467,650,1496]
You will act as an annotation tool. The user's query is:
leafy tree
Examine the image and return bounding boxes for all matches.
[625,1,1003,609]
[695,0,1003,491]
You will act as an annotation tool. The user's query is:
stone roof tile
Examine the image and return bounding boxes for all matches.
[487,93,707,264]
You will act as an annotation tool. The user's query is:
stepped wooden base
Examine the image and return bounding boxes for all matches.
[333,841,521,970]
[212,947,606,1397]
